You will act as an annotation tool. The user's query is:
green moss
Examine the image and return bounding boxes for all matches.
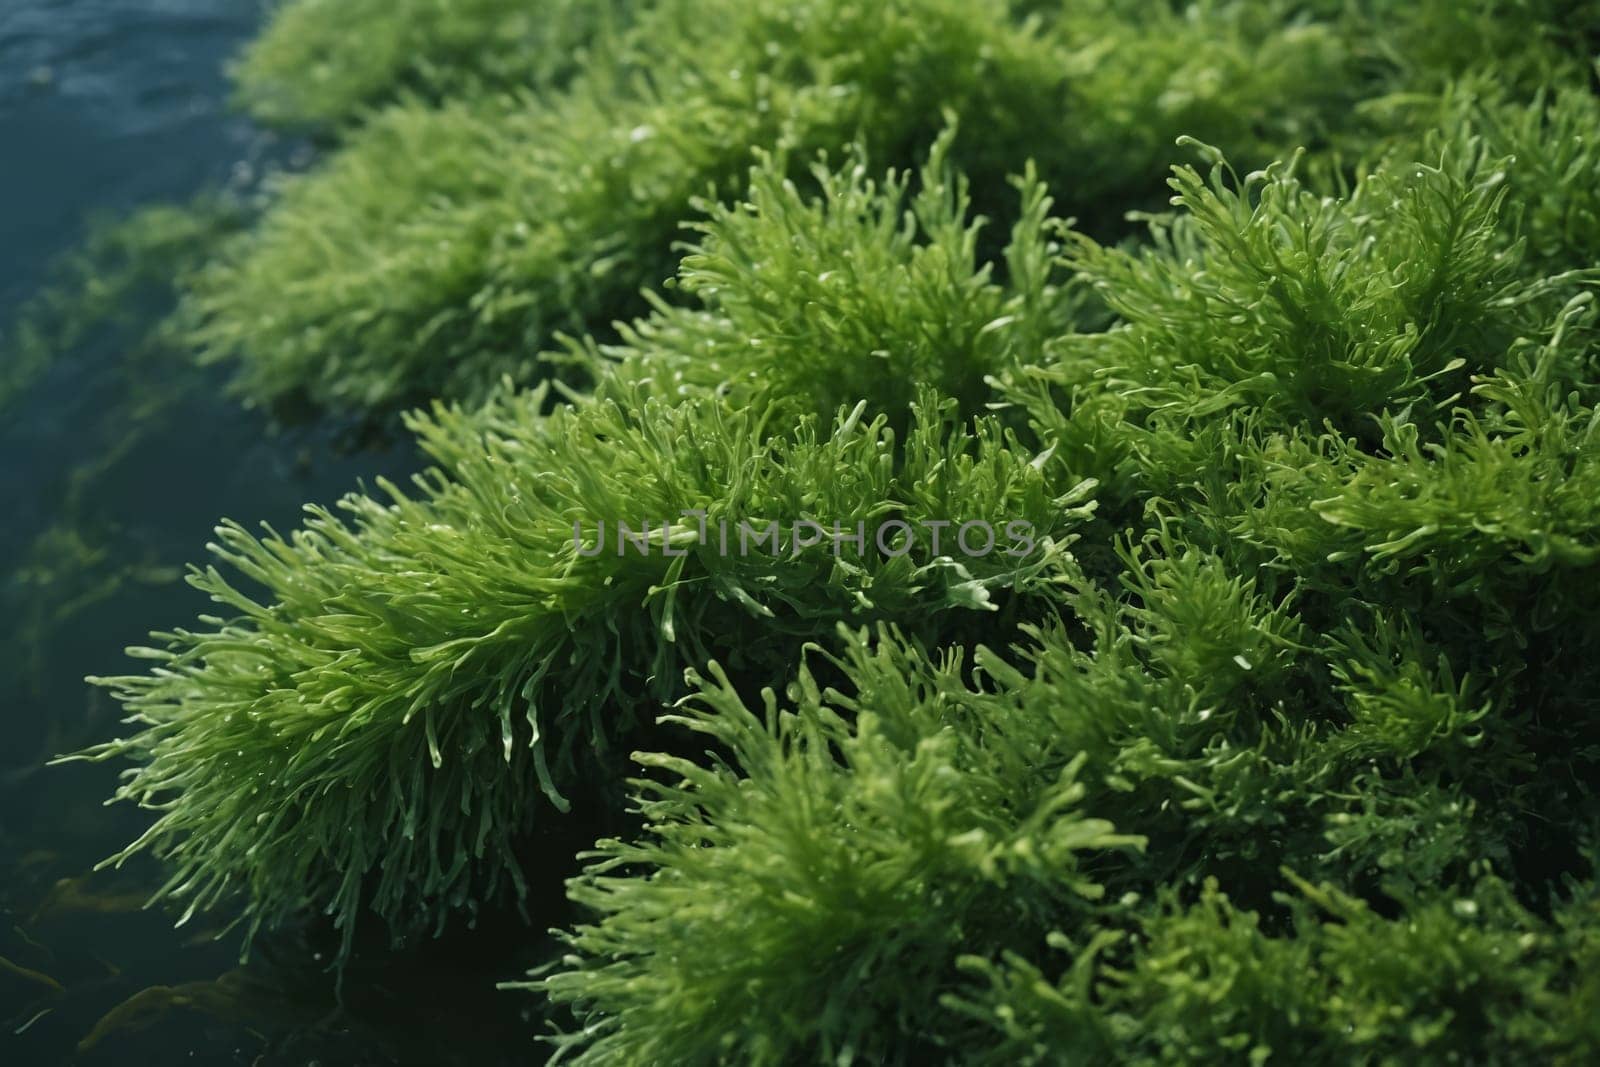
[69,0,1600,1058]
[953,873,1600,1064]
[194,1,1600,420]
[1338,0,1599,94]
[587,121,1082,429]
[537,625,1149,1064]
[232,0,640,129]
[74,360,1088,953]
[1000,115,1597,510]
[537,617,1600,1062]
[193,0,1366,417]
[529,117,1600,1063]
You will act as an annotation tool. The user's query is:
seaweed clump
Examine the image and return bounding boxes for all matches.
[528,119,1600,1062]
[188,0,1372,416]
[69,0,1600,1062]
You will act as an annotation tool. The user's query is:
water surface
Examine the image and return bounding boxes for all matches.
[0,4,518,1063]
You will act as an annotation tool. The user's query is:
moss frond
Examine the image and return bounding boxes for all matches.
[587,122,1082,428]
[76,374,1089,956]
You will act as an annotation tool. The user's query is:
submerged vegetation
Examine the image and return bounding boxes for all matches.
[28,0,1600,1060]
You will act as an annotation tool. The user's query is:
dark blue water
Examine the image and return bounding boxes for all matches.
[0,4,534,1063]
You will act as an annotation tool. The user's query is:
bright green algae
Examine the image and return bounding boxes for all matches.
[189,0,1600,419]
[69,0,1600,1061]
[182,0,1383,415]
[231,0,638,130]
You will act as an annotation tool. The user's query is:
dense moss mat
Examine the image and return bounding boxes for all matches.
[182,0,1600,418]
[522,109,1600,1061]
[67,0,1600,1061]
[231,0,641,130]
[82,375,1087,954]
